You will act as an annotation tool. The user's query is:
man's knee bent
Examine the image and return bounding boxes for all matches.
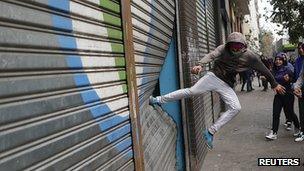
[232,104,241,113]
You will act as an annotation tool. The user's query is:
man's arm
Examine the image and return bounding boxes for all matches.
[197,45,225,65]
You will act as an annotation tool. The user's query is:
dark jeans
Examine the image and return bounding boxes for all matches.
[262,80,268,90]
[272,93,300,133]
[241,77,253,91]
[299,97,304,132]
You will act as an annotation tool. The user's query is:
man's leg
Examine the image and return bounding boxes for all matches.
[208,78,242,135]
[152,72,216,104]
[262,80,268,91]
[283,96,293,130]
[283,94,299,131]
[272,95,283,132]
[296,97,304,142]
[299,98,304,132]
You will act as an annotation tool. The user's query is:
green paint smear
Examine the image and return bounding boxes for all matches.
[118,71,126,80]
[100,0,120,13]
[107,28,122,40]
[103,13,121,26]
[111,43,124,53]
[122,84,128,93]
[115,57,125,66]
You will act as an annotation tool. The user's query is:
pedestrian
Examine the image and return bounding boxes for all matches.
[281,52,296,130]
[260,55,272,91]
[241,69,254,92]
[293,43,304,142]
[149,32,285,149]
[265,53,300,140]
[256,70,262,87]
[282,53,295,72]
[240,71,248,91]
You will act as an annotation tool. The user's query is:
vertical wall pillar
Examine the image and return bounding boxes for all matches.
[121,1,144,170]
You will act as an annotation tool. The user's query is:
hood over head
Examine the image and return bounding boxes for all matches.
[226,32,247,56]
[274,52,287,67]
[226,32,247,46]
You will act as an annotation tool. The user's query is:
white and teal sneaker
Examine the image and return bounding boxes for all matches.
[285,122,292,131]
[203,129,213,149]
[294,128,301,137]
[295,132,304,142]
[149,96,160,105]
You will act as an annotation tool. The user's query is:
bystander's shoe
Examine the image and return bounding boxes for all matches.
[203,129,213,149]
[265,130,277,140]
[294,128,301,137]
[283,121,288,127]
[285,122,292,131]
[295,132,304,142]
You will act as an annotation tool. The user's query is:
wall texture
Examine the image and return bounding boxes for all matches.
[0,0,224,170]
[129,0,178,170]
[0,0,133,170]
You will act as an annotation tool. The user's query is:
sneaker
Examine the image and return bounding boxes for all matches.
[265,130,277,140]
[295,132,304,142]
[283,121,288,127]
[203,129,213,149]
[294,128,301,137]
[149,96,160,105]
[285,122,292,131]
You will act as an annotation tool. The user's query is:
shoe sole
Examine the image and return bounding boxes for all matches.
[206,143,213,149]
[265,136,277,140]
[204,140,213,149]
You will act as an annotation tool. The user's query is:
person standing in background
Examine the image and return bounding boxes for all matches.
[265,53,300,140]
[293,43,304,142]
[260,55,272,91]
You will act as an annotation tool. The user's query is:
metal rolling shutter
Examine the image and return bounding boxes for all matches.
[131,0,175,105]
[206,0,217,50]
[178,0,201,170]
[0,0,134,170]
[130,0,177,170]
[194,1,221,168]
[179,0,220,169]
[194,0,212,167]
[206,0,222,121]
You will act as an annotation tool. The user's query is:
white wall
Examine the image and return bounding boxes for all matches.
[242,0,260,53]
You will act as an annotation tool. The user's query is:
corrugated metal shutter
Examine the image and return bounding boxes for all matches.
[131,0,175,105]
[130,0,177,170]
[178,0,221,169]
[0,0,134,170]
[195,0,221,169]
[177,0,201,170]
[206,0,222,121]
[194,0,212,167]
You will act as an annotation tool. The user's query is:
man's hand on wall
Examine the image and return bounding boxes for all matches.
[191,65,203,75]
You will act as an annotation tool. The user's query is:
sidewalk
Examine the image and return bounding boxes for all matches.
[202,81,304,171]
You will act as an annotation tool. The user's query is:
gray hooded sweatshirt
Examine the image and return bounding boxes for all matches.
[198,32,278,88]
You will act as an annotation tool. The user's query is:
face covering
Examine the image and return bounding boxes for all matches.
[228,42,246,56]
